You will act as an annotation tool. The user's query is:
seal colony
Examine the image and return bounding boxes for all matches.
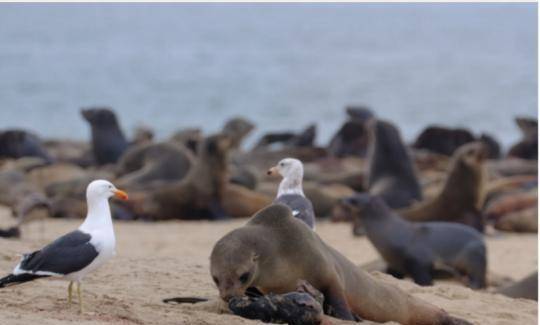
[0,105,536,324]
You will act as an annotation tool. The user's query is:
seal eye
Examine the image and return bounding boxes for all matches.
[239,272,250,284]
[213,276,219,286]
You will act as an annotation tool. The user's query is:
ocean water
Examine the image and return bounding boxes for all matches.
[0,3,536,148]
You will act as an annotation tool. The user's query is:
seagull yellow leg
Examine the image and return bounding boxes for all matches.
[77,282,83,313]
[67,281,73,304]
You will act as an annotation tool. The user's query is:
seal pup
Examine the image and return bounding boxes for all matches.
[0,180,128,312]
[400,142,487,232]
[267,158,315,229]
[81,107,128,165]
[343,193,487,289]
[366,119,422,209]
[210,204,471,324]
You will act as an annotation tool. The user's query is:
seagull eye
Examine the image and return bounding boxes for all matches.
[239,272,250,284]
[279,162,285,167]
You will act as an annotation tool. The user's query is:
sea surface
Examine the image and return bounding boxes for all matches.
[0,3,537,148]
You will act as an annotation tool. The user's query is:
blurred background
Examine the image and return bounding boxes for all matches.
[0,3,536,147]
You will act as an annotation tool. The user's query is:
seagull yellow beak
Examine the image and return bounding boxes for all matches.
[266,166,279,176]
[113,189,129,200]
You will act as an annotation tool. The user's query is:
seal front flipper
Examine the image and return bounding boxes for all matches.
[404,256,433,286]
[323,286,356,321]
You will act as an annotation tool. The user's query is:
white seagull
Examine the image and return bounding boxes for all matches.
[0,179,128,313]
[267,158,316,229]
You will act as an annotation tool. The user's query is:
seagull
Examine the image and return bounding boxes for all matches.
[0,179,128,313]
[267,158,316,229]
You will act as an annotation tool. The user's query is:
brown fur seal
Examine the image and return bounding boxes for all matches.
[115,142,194,189]
[0,129,52,163]
[81,107,129,165]
[222,117,255,150]
[210,204,471,324]
[343,193,487,289]
[508,117,537,160]
[253,124,316,150]
[401,142,487,232]
[129,134,231,220]
[327,106,373,158]
[413,125,475,156]
[366,119,422,209]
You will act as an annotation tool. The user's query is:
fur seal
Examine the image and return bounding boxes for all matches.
[0,129,52,162]
[267,158,315,229]
[343,193,487,289]
[327,107,373,158]
[222,117,255,150]
[400,142,487,232]
[413,126,475,156]
[508,117,537,160]
[115,142,194,189]
[81,107,128,165]
[210,204,472,324]
[170,128,203,153]
[366,119,422,209]
[129,134,232,220]
[253,124,316,150]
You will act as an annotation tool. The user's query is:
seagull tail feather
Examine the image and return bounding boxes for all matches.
[0,273,48,288]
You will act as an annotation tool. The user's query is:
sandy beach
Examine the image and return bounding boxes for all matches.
[0,205,536,325]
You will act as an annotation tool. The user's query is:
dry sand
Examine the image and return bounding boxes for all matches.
[0,205,536,325]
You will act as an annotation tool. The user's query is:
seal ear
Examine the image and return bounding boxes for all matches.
[252,253,259,262]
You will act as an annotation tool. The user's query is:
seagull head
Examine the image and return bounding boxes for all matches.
[267,158,303,180]
[86,179,128,202]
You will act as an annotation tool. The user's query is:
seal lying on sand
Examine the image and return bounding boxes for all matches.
[413,126,475,156]
[115,142,194,189]
[128,134,231,220]
[400,142,487,232]
[343,193,487,289]
[253,124,316,150]
[366,119,422,209]
[267,158,315,229]
[81,107,128,165]
[0,129,52,162]
[210,204,471,324]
